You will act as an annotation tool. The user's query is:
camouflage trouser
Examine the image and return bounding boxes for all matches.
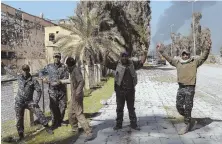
[68,97,92,134]
[15,101,48,134]
[49,93,67,127]
[176,85,195,124]
[115,87,137,125]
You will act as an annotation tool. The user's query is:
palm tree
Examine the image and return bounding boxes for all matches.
[53,3,124,66]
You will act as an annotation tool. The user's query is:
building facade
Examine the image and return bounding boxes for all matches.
[1,3,57,74]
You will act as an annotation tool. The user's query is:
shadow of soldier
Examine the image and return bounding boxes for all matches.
[3,115,221,144]
[169,117,222,134]
[192,117,222,131]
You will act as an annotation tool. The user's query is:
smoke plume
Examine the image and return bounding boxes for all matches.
[152,1,217,44]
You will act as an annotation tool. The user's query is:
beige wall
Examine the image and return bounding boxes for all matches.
[45,26,71,63]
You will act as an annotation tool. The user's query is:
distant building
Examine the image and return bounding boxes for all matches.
[44,26,71,63]
[1,3,57,73]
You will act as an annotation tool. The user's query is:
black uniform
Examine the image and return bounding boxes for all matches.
[104,59,143,128]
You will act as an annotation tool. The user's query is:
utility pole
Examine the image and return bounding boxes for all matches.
[170,24,174,57]
[189,0,197,56]
[160,33,164,43]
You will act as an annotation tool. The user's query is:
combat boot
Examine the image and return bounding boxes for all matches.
[71,127,79,134]
[178,119,197,135]
[178,123,191,135]
[190,119,197,131]
[18,132,24,141]
[130,123,140,131]
[44,124,54,135]
[113,122,122,130]
[84,132,94,142]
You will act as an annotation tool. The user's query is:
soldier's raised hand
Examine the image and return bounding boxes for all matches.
[156,43,164,53]
[156,43,161,50]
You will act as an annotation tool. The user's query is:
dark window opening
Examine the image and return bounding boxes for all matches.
[56,31,59,34]
[49,33,55,41]
[8,52,16,59]
[1,51,7,59]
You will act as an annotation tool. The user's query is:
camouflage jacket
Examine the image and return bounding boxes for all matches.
[160,48,210,85]
[4,66,42,104]
[39,63,69,94]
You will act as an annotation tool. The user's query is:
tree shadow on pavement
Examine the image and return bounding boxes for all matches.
[4,116,220,144]
[84,115,177,141]
[80,115,222,143]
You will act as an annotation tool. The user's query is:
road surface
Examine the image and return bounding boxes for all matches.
[74,64,222,144]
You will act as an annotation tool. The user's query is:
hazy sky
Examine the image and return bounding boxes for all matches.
[151,1,222,54]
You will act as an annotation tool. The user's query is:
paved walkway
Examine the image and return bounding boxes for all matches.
[75,66,222,144]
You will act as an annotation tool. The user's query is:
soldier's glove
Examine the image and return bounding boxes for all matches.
[51,80,61,86]
[39,77,48,83]
[43,78,48,83]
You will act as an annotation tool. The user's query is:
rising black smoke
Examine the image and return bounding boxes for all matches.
[152,1,217,44]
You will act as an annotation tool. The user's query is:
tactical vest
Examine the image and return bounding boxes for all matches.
[115,60,137,87]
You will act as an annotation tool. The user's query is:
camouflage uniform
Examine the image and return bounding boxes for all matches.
[61,65,92,134]
[159,47,210,125]
[105,59,144,127]
[4,66,48,135]
[39,63,69,128]
[176,84,195,124]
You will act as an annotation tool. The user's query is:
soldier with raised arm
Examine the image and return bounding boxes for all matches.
[2,62,53,141]
[103,50,147,130]
[156,37,212,135]
[39,52,69,130]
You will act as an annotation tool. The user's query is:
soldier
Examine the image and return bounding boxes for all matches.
[156,37,212,135]
[103,50,147,130]
[2,62,53,141]
[39,52,69,130]
[59,57,93,142]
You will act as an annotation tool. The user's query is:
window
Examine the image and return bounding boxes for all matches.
[1,39,7,45]
[49,33,55,41]
[8,52,15,59]
[1,51,7,59]
[56,31,59,34]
